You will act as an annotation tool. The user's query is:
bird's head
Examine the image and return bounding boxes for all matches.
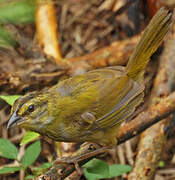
[7,91,54,132]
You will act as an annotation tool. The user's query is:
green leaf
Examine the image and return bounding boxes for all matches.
[31,162,52,176]
[21,140,41,167]
[0,95,21,106]
[108,164,132,178]
[0,26,17,48]
[83,158,109,180]
[0,0,35,24]
[25,175,35,180]
[20,131,40,146]
[0,166,22,174]
[83,158,132,180]
[158,161,165,168]
[41,162,52,169]
[0,138,18,160]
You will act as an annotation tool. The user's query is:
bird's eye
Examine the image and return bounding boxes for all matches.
[28,104,35,112]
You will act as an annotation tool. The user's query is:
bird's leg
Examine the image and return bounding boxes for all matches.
[53,143,110,172]
[54,143,110,164]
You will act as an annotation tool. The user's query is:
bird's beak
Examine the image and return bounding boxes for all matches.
[7,112,23,129]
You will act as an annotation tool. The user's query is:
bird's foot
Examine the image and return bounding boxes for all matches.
[53,143,110,174]
[54,156,83,174]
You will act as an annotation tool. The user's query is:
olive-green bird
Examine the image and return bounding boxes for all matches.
[8,8,172,146]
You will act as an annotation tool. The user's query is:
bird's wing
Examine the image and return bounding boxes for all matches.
[55,66,144,130]
[84,66,144,130]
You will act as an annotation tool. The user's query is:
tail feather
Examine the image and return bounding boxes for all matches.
[126,8,172,80]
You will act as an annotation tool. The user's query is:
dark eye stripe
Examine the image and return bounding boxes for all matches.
[19,105,37,117]
[18,101,47,117]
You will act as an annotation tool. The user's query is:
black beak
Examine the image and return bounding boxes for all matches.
[7,112,22,129]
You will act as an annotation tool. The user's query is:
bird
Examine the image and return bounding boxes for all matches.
[7,8,172,147]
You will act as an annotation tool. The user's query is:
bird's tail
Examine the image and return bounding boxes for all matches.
[126,8,172,81]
